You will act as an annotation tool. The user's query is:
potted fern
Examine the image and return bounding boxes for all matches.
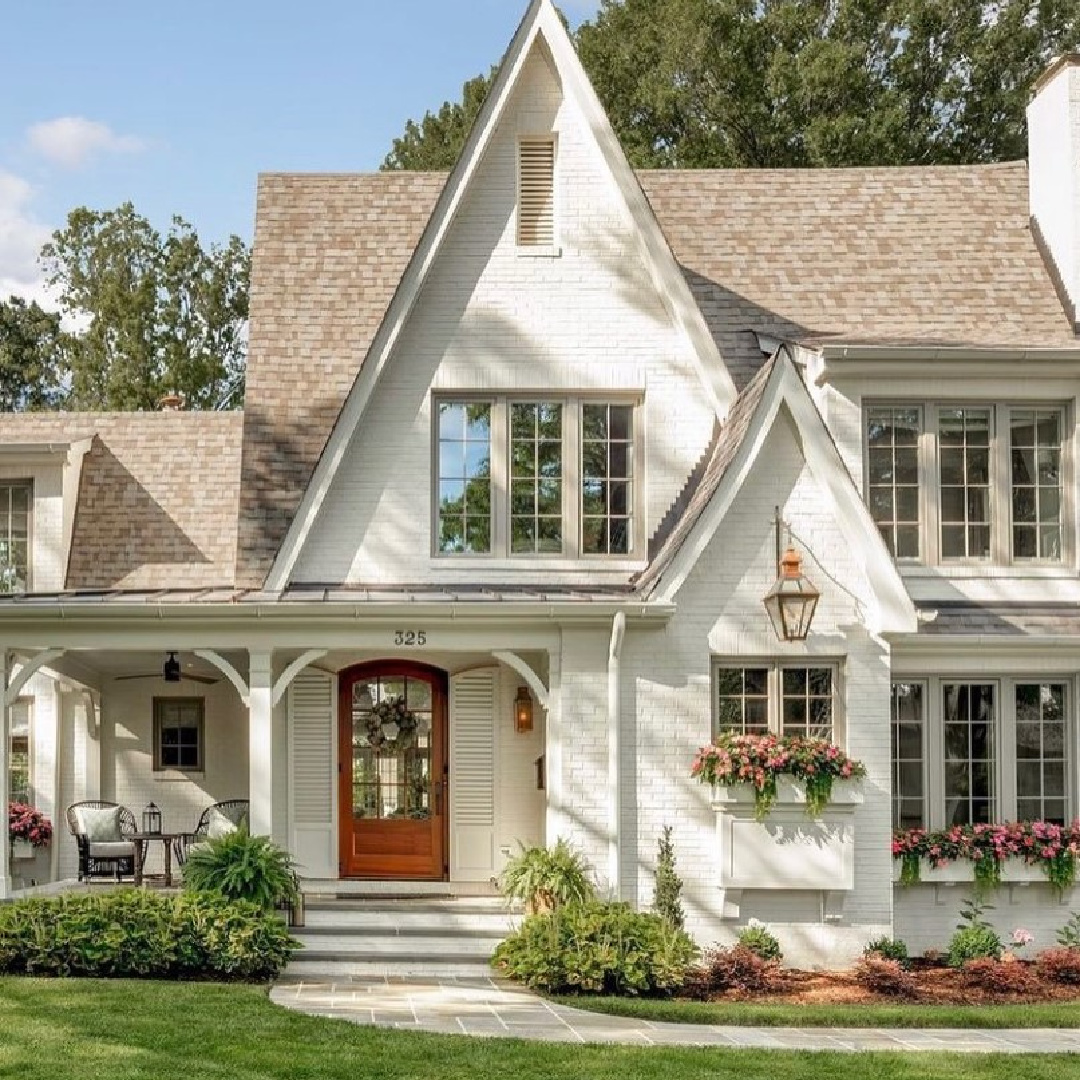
[498,839,594,914]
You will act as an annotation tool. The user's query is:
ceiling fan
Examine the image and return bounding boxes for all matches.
[115,652,218,685]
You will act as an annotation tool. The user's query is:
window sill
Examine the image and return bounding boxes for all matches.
[515,245,562,258]
[431,556,646,573]
[900,564,1076,580]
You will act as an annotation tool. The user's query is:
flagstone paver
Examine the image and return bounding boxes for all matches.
[269,976,1080,1053]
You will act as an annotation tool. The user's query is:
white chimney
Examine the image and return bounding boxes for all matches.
[1028,55,1080,328]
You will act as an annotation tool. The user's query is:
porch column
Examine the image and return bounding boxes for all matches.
[248,650,274,837]
[544,647,563,846]
[0,651,11,899]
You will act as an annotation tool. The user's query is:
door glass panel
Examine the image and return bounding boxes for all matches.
[351,675,434,821]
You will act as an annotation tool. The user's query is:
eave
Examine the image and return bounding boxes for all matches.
[816,344,1080,384]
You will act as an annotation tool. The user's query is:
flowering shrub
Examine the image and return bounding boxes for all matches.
[8,802,52,848]
[691,733,866,820]
[893,821,1080,893]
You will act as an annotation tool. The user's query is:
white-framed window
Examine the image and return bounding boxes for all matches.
[0,481,32,593]
[713,662,839,741]
[433,396,641,559]
[864,403,1068,564]
[517,137,556,248]
[890,676,1070,829]
[153,698,205,772]
[9,697,31,804]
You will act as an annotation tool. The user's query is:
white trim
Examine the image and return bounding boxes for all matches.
[273,650,328,707]
[5,649,64,708]
[491,650,549,710]
[655,351,918,635]
[607,612,625,898]
[262,0,734,592]
[193,649,249,706]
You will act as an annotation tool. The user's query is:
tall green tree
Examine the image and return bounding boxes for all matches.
[383,0,1080,171]
[41,203,250,411]
[0,297,68,411]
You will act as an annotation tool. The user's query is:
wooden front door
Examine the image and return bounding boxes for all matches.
[338,661,448,879]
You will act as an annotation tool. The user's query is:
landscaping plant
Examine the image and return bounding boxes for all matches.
[691,733,865,820]
[182,825,299,910]
[498,839,595,913]
[852,955,917,998]
[1036,947,1080,985]
[684,944,784,999]
[492,899,695,995]
[651,825,685,930]
[863,936,910,969]
[962,957,1039,996]
[1056,911,1080,949]
[7,801,52,848]
[736,920,782,962]
[946,899,1003,967]
[0,890,294,980]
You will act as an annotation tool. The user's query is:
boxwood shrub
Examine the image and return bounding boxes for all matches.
[0,890,295,980]
[492,900,696,995]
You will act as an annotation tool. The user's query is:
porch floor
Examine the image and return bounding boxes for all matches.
[269,978,1080,1052]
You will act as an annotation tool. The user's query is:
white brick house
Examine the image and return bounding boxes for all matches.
[2,2,1080,967]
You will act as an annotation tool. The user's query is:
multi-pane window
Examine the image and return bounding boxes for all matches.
[437,402,492,554]
[943,682,995,825]
[864,403,1068,565]
[1010,411,1062,560]
[866,407,921,559]
[938,408,991,559]
[891,682,925,830]
[715,668,769,734]
[713,664,836,741]
[1015,683,1067,824]
[582,404,634,555]
[0,482,31,593]
[9,698,30,805]
[510,403,563,554]
[153,698,205,771]
[434,397,639,559]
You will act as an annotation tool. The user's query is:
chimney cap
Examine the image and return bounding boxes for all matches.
[1031,53,1080,100]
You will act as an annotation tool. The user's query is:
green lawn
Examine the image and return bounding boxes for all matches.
[0,980,1075,1080]
[551,995,1080,1030]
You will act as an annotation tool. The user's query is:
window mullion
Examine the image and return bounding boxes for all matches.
[565,401,580,559]
[491,400,508,557]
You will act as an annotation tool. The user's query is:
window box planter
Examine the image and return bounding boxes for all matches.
[892,859,1061,887]
[710,778,863,920]
[10,840,34,860]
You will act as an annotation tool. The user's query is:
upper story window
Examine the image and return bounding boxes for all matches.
[435,397,640,559]
[0,481,31,593]
[865,403,1067,565]
[517,138,556,248]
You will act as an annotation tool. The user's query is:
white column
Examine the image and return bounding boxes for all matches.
[248,650,274,837]
[544,647,562,846]
[0,650,11,899]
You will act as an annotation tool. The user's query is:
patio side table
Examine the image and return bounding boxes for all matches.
[130,832,191,888]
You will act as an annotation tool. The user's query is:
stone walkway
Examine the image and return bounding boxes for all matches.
[270,977,1080,1053]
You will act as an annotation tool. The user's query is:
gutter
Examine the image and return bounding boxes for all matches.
[607,612,626,899]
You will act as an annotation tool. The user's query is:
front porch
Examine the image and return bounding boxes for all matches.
[1,625,558,896]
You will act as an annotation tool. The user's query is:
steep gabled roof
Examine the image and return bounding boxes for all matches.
[0,412,242,590]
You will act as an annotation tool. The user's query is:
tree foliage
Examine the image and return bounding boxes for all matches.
[0,297,68,411]
[384,0,1080,171]
[40,203,250,411]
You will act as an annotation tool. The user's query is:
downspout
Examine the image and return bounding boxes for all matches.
[607,612,626,899]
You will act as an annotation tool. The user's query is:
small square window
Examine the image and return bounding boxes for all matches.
[153,698,205,772]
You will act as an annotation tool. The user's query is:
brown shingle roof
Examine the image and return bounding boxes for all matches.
[238,161,1076,587]
[0,412,242,590]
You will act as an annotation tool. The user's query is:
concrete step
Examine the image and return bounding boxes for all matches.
[303,897,514,914]
[302,911,518,933]
[300,878,500,898]
[285,956,497,979]
[291,931,499,957]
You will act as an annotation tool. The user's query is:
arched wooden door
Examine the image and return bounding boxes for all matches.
[338,661,448,879]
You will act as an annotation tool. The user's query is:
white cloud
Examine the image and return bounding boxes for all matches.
[0,170,53,304]
[26,117,144,170]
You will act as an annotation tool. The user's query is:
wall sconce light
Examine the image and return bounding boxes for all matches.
[142,802,162,834]
[514,686,534,733]
[163,652,181,683]
[763,506,820,642]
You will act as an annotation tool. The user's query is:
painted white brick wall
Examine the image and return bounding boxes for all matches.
[293,42,715,586]
[0,460,65,593]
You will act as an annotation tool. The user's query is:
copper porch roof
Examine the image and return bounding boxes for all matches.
[236,161,1074,588]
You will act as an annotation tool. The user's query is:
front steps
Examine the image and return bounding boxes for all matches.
[286,891,522,980]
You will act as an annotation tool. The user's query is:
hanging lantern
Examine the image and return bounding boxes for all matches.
[163,652,181,682]
[514,687,534,733]
[763,547,820,642]
[142,802,162,834]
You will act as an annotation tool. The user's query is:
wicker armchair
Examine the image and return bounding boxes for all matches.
[173,799,250,866]
[66,800,139,882]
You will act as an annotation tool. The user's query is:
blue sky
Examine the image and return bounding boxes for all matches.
[0,0,600,305]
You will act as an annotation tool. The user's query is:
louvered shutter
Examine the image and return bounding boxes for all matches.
[517,139,555,247]
[288,668,336,878]
[450,668,497,878]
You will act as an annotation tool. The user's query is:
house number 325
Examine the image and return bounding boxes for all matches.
[394,630,427,646]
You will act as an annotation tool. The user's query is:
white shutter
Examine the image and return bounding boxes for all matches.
[450,668,497,878]
[517,138,555,247]
[288,668,336,877]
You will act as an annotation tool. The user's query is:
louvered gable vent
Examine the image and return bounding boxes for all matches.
[518,138,556,247]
